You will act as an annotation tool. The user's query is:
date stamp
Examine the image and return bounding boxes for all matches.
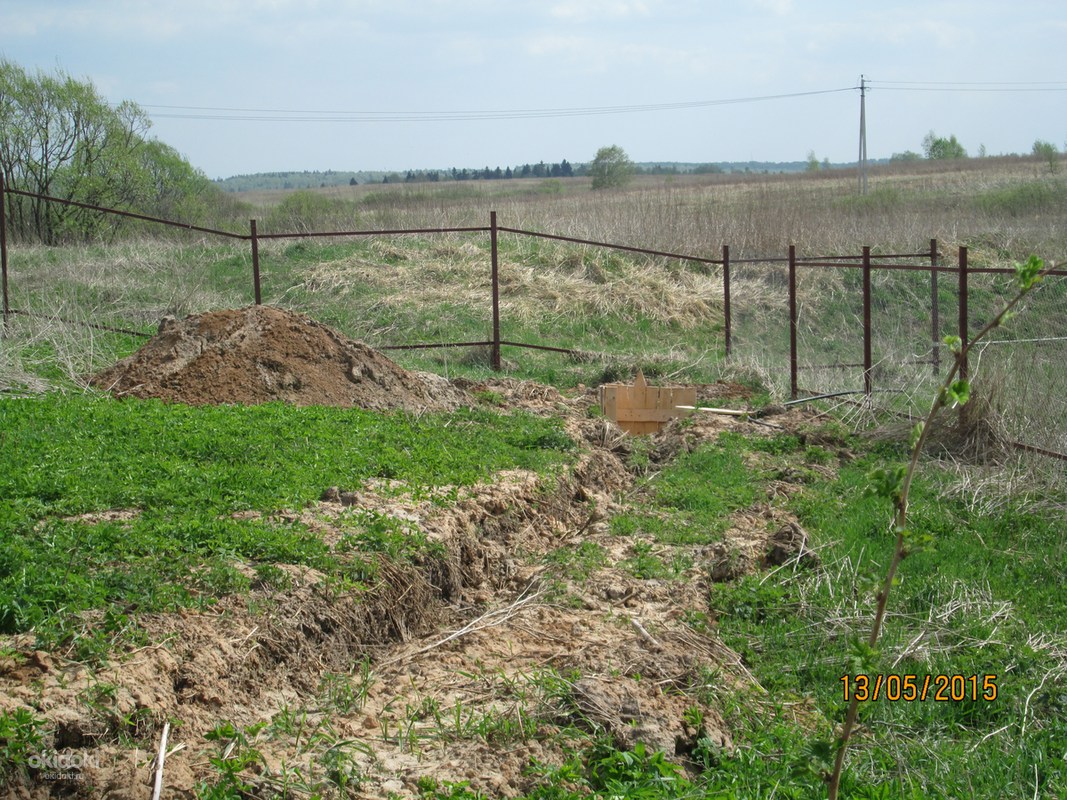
[840,674,998,702]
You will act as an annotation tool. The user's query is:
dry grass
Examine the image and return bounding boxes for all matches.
[266,156,1067,261]
[4,156,1065,469]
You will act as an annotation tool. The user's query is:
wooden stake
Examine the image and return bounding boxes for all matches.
[674,405,748,416]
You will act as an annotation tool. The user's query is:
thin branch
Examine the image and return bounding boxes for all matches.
[827,262,1048,800]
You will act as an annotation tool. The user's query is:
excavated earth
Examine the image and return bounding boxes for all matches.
[89,305,467,411]
[2,307,838,798]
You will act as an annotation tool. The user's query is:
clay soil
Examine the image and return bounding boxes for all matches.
[89,305,467,411]
[2,309,833,798]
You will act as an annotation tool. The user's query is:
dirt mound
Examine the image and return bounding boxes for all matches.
[90,305,468,411]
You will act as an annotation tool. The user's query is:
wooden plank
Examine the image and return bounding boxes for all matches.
[619,420,661,435]
[614,408,692,423]
[599,385,617,421]
[598,371,697,434]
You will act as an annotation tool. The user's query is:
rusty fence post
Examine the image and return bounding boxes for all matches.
[250,219,262,305]
[0,173,9,327]
[862,246,873,397]
[958,245,968,381]
[490,210,501,371]
[722,244,731,357]
[788,244,798,400]
[930,238,939,376]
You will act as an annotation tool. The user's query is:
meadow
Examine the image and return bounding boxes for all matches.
[1,155,1065,797]
[5,153,1066,450]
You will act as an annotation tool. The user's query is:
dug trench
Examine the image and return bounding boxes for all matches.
[0,308,835,798]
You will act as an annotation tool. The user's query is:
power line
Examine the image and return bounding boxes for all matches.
[870,79,1067,85]
[868,79,1067,92]
[139,87,856,123]
[137,80,1067,124]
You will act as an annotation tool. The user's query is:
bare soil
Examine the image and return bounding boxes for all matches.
[89,305,467,411]
[3,311,835,798]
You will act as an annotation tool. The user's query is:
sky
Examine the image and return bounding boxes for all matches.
[3,1,1066,179]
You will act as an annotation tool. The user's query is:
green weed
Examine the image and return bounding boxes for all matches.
[0,709,45,782]
[542,541,608,581]
[0,395,574,652]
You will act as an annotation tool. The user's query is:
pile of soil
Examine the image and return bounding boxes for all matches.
[90,305,468,411]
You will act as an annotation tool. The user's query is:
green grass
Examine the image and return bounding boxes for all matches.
[972,178,1067,218]
[3,161,1067,797]
[611,431,767,546]
[550,424,1067,798]
[0,393,574,650]
[706,443,1067,799]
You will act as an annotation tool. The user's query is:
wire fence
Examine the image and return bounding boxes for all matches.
[3,176,1065,460]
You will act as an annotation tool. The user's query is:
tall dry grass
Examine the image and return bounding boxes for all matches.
[3,156,1065,465]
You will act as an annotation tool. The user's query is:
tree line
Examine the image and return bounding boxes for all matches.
[891,130,1062,171]
[385,160,576,184]
[0,59,232,244]
[379,157,727,186]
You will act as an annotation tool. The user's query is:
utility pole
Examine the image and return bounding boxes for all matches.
[858,75,868,195]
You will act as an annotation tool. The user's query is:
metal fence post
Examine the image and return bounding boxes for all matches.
[788,244,798,400]
[862,246,873,397]
[490,210,501,371]
[0,173,9,327]
[930,238,939,375]
[958,245,968,381]
[250,219,262,305]
[722,244,731,357]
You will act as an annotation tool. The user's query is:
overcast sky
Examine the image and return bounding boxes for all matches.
[3,1,1066,179]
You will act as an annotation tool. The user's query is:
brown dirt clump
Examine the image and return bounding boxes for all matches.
[89,305,468,411]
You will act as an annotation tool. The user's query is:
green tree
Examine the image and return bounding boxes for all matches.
[922,131,967,160]
[805,150,820,172]
[0,59,217,243]
[589,145,635,190]
[1032,139,1060,173]
[890,150,922,163]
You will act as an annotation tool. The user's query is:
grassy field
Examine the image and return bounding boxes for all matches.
[5,154,1066,451]
[616,429,1067,798]
[2,394,1063,797]
[1,156,1065,797]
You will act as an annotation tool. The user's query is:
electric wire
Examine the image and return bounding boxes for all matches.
[136,79,1067,124]
[138,87,856,123]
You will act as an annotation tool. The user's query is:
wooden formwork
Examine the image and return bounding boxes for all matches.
[598,370,697,435]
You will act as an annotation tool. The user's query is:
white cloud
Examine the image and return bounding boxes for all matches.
[750,0,793,14]
[0,7,63,37]
[548,0,652,23]
[526,32,713,78]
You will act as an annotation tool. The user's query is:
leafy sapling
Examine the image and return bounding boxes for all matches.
[826,255,1047,800]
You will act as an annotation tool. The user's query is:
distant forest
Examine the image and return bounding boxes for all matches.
[214,160,844,192]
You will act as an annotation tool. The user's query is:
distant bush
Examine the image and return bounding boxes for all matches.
[923,131,967,160]
[890,150,922,163]
[973,180,1067,217]
[1032,139,1061,173]
[264,191,358,233]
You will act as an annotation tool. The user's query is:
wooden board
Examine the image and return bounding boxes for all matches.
[598,370,697,435]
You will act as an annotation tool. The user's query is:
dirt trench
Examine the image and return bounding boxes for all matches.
[4,309,835,797]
